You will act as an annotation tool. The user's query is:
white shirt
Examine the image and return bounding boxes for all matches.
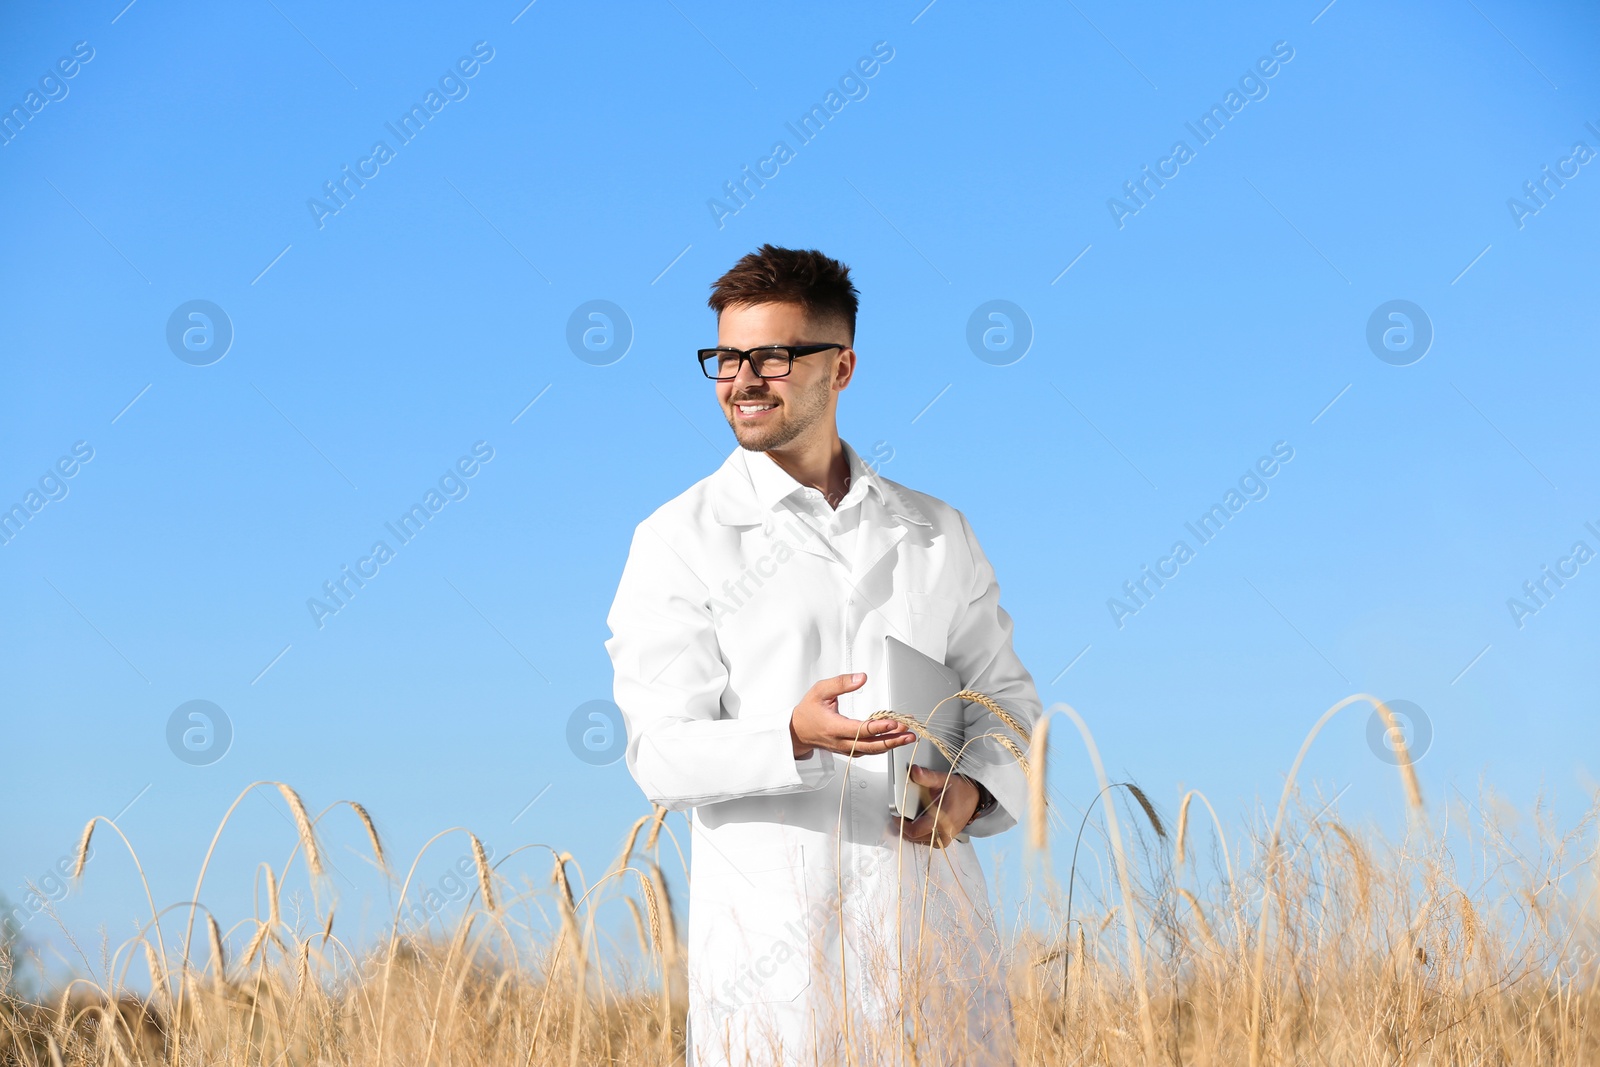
[762,442,870,567]
[605,439,1041,1066]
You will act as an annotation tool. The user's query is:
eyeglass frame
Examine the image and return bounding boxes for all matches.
[697,343,846,381]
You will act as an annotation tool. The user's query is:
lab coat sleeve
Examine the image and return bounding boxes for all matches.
[605,518,837,810]
[945,510,1043,837]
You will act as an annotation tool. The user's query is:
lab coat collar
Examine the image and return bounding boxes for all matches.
[746,437,877,514]
[708,439,932,530]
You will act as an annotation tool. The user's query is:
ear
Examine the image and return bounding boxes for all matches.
[833,346,857,391]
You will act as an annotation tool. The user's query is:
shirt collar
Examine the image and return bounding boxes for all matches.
[744,439,884,515]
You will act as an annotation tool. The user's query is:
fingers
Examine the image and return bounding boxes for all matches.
[838,735,915,758]
[852,718,913,742]
[908,763,950,788]
[898,815,951,849]
[831,712,912,754]
[838,735,915,756]
[810,672,868,700]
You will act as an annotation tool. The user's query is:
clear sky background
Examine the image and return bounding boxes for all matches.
[3,0,1597,973]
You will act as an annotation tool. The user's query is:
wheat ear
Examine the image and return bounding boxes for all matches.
[238,921,270,972]
[1178,887,1221,955]
[615,813,651,872]
[644,805,668,851]
[71,819,95,880]
[469,833,496,912]
[956,689,1031,744]
[206,914,227,983]
[348,801,386,873]
[1123,782,1166,839]
[265,865,281,931]
[1175,791,1194,867]
[276,783,325,876]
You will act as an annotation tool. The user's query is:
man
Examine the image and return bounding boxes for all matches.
[605,244,1041,1066]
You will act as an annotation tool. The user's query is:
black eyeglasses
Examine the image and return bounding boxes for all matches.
[697,344,843,381]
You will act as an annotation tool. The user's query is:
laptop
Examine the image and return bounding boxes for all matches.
[883,634,971,822]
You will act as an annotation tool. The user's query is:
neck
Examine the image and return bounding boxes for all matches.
[767,431,849,507]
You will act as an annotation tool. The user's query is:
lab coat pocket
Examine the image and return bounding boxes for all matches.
[906,590,959,665]
[698,842,813,1005]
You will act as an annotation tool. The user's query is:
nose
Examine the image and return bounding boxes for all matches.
[729,356,767,389]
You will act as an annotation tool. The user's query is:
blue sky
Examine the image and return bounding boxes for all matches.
[3,0,1597,968]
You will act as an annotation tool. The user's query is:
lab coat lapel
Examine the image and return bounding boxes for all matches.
[706,448,836,564]
[853,499,906,581]
[854,468,932,581]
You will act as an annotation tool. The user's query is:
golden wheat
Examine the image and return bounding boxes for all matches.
[274,783,324,877]
[345,800,386,873]
[4,690,1596,1067]
[469,833,496,912]
[955,688,1032,744]
[1027,713,1051,854]
[69,821,94,881]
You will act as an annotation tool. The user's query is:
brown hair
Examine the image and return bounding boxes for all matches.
[707,244,860,340]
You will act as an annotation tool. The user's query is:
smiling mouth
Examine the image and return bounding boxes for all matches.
[732,399,778,417]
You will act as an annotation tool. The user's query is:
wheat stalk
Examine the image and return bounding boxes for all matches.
[348,801,386,873]
[485,969,515,1028]
[644,805,668,851]
[1178,887,1221,956]
[102,1005,132,1067]
[1048,703,1158,1056]
[142,940,164,1000]
[71,819,95,880]
[1372,699,1425,809]
[290,938,311,1011]
[623,897,648,954]
[1246,693,1428,1067]
[551,851,582,966]
[1123,783,1166,839]
[874,711,959,763]
[238,920,270,973]
[276,783,325,877]
[206,914,227,989]
[1027,714,1051,854]
[1175,792,1194,867]
[989,731,1031,776]
[637,873,663,955]
[954,689,1032,744]
[615,813,651,873]
[1328,822,1371,916]
[265,864,281,931]
[648,863,677,968]
[470,833,496,912]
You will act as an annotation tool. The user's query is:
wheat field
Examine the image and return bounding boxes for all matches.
[3,695,1595,1066]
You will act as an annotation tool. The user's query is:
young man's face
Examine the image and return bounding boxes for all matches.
[714,301,854,452]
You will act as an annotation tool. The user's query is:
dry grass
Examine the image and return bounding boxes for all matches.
[2,700,1596,1066]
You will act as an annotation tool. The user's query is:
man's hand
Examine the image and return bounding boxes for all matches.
[790,673,915,759]
[897,765,979,849]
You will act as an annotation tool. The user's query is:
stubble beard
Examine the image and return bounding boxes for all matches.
[726,371,833,452]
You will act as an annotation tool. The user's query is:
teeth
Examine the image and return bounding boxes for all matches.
[737,403,775,413]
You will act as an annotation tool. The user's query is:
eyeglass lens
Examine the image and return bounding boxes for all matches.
[707,349,791,379]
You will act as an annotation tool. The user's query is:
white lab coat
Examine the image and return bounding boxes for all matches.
[605,440,1041,1066]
